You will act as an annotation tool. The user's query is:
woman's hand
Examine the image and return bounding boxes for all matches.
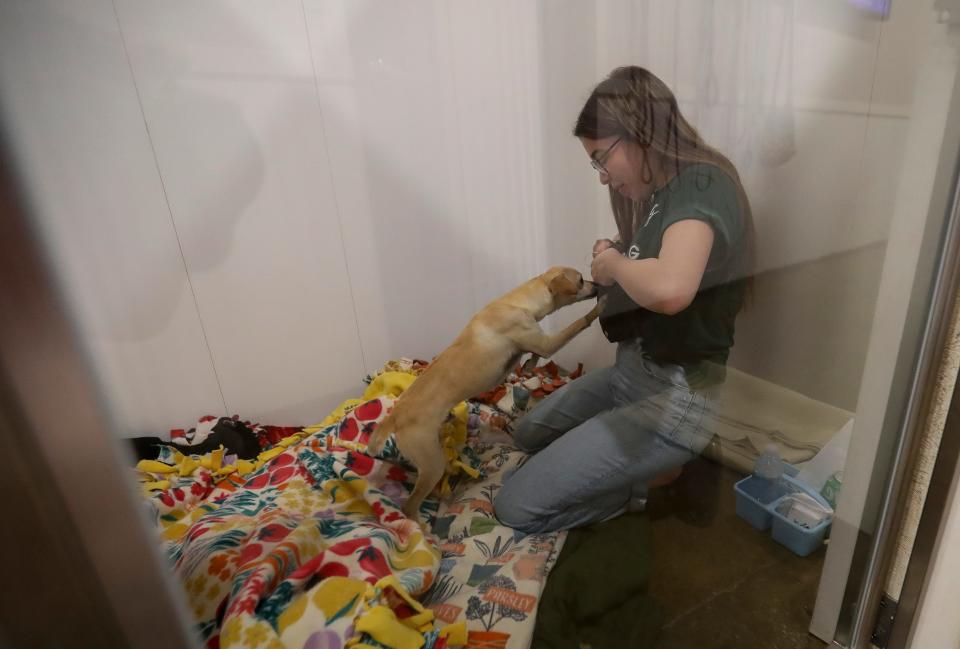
[592,238,617,258]
[590,247,624,286]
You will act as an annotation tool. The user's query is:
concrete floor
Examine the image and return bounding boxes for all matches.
[645,457,829,649]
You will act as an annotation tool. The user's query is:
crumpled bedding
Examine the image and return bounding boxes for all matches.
[134,358,585,649]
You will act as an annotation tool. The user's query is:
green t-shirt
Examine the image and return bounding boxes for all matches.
[598,162,748,369]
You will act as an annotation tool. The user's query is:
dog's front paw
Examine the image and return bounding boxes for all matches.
[585,294,607,323]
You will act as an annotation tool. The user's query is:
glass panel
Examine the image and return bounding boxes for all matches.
[1,1,958,647]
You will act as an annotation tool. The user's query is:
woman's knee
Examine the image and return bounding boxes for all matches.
[513,414,540,453]
[510,416,547,453]
[493,481,545,534]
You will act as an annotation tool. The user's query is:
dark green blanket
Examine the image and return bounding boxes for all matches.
[531,511,662,649]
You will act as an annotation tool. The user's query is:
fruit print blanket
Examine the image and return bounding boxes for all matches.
[136,359,581,649]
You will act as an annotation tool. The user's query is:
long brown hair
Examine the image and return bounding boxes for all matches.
[575,66,755,285]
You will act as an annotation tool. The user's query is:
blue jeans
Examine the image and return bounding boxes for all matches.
[493,340,719,533]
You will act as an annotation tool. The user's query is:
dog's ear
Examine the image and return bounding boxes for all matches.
[547,269,577,296]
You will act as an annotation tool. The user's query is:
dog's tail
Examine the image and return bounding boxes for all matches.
[366,412,396,455]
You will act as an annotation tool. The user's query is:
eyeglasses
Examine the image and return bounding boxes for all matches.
[590,137,622,176]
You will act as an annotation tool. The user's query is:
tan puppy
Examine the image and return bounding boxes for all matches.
[367,266,603,522]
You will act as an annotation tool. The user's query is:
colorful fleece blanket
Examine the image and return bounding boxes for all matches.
[421,400,565,649]
[136,359,583,649]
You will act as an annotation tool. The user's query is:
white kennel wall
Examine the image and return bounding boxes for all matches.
[0,0,586,435]
[0,0,927,434]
